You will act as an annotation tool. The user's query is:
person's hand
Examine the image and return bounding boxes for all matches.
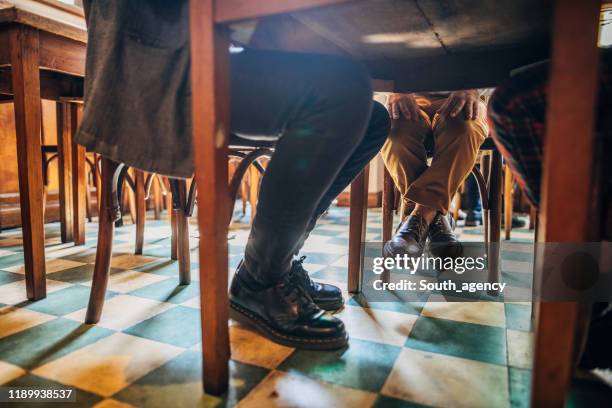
[438,90,480,120]
[386,93,420,121]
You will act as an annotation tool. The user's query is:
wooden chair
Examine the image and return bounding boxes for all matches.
[85,136,274,323]
[41,139,96,237]
[0,66,85,300]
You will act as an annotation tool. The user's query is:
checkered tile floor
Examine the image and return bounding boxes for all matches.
[0,206,609,407]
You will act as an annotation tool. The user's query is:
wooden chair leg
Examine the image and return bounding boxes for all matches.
[171,179,191,285]
[240,174,248,217]
[348,164,369,293]
[134,170,145,255]
[94,154,102,211]
[248,165,260,223]
[71,104,87,245]
[85,177,93,222]
[126,170,137,225]
[85,158,121,324]
[10,25,46,300]
[166,178,178,260]
[480,152,491,183]
[487,150,503,292]
[382,167,394,242]
[529,205,537,230]
[504,166,514,240]
[452,192,461,222]
[57,102,74,243]
[153,176,162,220]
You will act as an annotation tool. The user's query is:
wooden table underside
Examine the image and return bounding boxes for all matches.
[190,1,603,406]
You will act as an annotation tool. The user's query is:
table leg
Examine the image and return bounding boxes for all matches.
[57,102,74,243]
[71,104,86,245]
[348,165,369,293]
[9,26,46,300]
[531,0,601,406]
[189,0,231,395]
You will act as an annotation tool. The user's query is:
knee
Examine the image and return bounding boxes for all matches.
[438,113,488,147]
[367,101,391,142]
[387,115,430,145]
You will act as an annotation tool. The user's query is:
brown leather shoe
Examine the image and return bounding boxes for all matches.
[383,214,429,258]
[428,212,463,258]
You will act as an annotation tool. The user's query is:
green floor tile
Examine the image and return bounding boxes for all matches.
[22,285,116,317]
[502,271,533,289]
[0,270,23,285]
[406,316,507,365]
[141,246,174,258]
[501,250,533,262]
[4,374,102,407]
[509,367,531,408]
[312,266,348,283]
[348,294,427,315]
[327,237,350,246]
[114,351,268,407]
[0,253,24,269]
[0,318,114,369]
[505,303,532,332]
[278,338,401,393]
[128,279,199,304]
[123,306,200,348]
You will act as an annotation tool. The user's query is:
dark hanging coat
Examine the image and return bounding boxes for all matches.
[76,0,194,178]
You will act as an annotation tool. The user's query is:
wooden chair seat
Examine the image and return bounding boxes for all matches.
[85,137,274,323]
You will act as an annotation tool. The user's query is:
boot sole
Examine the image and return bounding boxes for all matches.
[229,301,349,350]
[315,297,345,313]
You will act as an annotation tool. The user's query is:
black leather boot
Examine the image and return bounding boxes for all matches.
[290,256,344,312]
[229,262,348,350]
[428,212,463,258]
[383,214,429,258]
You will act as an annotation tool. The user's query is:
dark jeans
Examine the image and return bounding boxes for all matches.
[230,50,390,284]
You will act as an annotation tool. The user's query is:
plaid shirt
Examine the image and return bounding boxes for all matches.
[488,52,612,208]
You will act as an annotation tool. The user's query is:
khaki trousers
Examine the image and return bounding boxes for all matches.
[381,95,488,217]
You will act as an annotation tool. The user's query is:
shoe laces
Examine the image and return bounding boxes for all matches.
[290,256,314,289]
[278,270,316,312]
[403,215,428,241]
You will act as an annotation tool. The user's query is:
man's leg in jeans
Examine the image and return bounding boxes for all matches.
[289,102,390,311]
[227,49,376,349]
[296,101,391,250]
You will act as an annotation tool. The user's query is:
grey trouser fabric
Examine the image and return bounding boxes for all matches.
[232,50,390,284]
